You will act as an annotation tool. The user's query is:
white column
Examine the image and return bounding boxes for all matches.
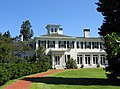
[82,54,85,65]
[36,39,39,50]
[52,55,55,69]
[46,40,48,48]
[90,54,93,66]
[62,55,66,67]
[98,54,101,65]
[60,55,62,67]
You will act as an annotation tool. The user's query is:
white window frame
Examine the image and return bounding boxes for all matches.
[55,56,60,65]
[77,55,83,64]
[93,55,98,64]
[85,55,90,64]
[101,55,106,65]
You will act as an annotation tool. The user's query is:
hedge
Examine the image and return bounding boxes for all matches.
[0,62,49,85]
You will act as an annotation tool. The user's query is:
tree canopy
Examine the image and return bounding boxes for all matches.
[0,31,13,63]
[96,0,120,79]
[96,0,120,36]
[20,20,34,41]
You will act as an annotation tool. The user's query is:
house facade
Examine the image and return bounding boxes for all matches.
[30,24,107,69]
[19,24,107,69]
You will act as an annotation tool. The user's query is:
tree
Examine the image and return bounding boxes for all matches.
[3,30,10,38]
[35,46,51,70]
[96,0,120,79]
[0,34,13,63]
[96,0,120,36]
[104,33,120,79]
[36,46,50,63]
[20,20,34,41]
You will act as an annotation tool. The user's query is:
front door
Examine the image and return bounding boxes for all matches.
[85,55,91,65]
[54,56,60,65]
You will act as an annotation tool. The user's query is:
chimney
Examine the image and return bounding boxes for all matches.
[19,34,23,41]
[84,28,90,38]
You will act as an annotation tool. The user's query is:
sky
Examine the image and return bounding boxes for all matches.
[0,0,103,37]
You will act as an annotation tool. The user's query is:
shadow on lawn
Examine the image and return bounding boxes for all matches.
[23,77,120,86]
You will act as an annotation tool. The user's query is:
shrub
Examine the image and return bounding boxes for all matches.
[81,64,84,68]
[0,60,50,85]
[66,58,77,69]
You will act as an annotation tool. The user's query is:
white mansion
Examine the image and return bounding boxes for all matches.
[22,24,107,69]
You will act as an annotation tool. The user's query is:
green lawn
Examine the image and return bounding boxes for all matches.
[29,68,120,89]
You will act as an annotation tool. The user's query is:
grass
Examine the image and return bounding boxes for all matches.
[29,68,120,89]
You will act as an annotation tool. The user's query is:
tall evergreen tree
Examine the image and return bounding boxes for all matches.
[20,20,34,41]
[96,0,120,35]
[96,0,120,79]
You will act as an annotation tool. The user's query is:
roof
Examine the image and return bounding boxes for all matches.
[35,34,102,41]
[41,34,72,37]
[46,24,61,29]
[35,34,76,40]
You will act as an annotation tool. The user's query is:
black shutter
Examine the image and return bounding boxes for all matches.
[77,42,79,48]
[92,42,94,49]
[72,41,74,48]
[67,41,69,48]
[97,42,99,49]
[48,41,49,48]
[64,41,66,48]
[81,42,83,49]
[38,40,41,47]
[53,41,55,48]
[44,41,46,48]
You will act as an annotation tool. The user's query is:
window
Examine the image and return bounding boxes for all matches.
[100,42,104,49]
[65,55,70,63]
[101,55,106,64]
[81,42,83,49]
[93,55,98,64]
[67,41,74,48]
[55,28,57,32]
[51,28,53,32]
[55,56,60,65]
[38,40,46,48]
[67,55,70,60]
[85,55,90,64]
[48,41,55,48]
[77,55,82,64]
[85,42,91,49]
[77,42,83,49]
[92,42,99,49]
[59,41,66,48]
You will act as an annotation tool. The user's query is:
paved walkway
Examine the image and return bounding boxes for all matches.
[4,69,64,89]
